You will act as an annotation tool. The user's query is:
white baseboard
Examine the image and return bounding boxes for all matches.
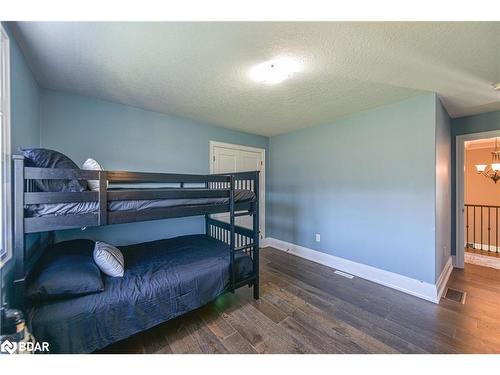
[436,257,454,301]
[465,252,500,270]
[260,237,269,248]
[265,237,453,304]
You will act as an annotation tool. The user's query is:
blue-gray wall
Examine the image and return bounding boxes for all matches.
[1,23,41,306]
[435,97,451,279]
[39,89,269,245]
[7,24,40,151]
[450,110,500,255]
[268,94,439,283]
[5,22,43,269]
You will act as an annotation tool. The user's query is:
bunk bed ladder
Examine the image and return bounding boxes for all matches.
[229,175,236,293]
[253,172,260,300]
[204,171,260,299]
[12,155,25,310]
[98,171,108,225]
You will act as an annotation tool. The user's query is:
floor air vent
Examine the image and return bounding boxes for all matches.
[334,270,354,279]
[444,288,466,304]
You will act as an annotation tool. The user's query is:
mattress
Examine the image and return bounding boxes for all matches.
[27,234,254,354]
[26,188,255,217]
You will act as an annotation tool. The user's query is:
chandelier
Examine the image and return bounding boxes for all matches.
[475,138,500,183]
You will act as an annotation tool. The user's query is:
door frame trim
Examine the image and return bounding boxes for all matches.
[455,129,500,268]
[209,141,266,240]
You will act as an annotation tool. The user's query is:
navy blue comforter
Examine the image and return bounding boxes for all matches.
[28,235,253,353]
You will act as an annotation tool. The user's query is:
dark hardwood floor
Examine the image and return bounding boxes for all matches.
[99,247,500,354]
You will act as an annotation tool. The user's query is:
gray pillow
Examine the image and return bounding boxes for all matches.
[22,148,88,192]
[93,241,125,277]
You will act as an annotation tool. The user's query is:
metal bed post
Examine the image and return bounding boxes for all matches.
[229,175,235,293]
[12,155,25,309]
[204,180,210,237]
[205,214,210,236]
[253,171,260,300]
[98,171,108,226]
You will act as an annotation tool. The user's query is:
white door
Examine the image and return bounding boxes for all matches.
[210,142,265,241]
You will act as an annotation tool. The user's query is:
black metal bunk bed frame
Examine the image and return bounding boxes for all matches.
[12,155,260,309]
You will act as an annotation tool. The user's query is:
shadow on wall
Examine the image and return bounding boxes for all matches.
[1,233,48,306]
[53,216,205,245]
[267,204,299,245]
[268,183,300,245]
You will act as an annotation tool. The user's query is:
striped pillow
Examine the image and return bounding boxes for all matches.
[81,158,107,191]
[93,241,125,277]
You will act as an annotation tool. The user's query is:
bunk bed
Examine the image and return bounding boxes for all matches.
[11,154,260,353]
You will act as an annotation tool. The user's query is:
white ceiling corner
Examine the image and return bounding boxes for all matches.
[10,21,500,136]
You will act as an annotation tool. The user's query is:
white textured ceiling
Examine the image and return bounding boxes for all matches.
[10,22,500,136]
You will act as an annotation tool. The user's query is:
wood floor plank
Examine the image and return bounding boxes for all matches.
[218,295,316,354]
[263,258,393,318]
[262,272,428,353]
[262,285,362,353]
[197,303,236,340]
[262,248,490,352]
[98,333,147,354]
[100,247,500,354]
[185,317,229,354]
[221,331,258,354]
[277,316,344,354]
[265,282,399,354]
[453,327,500,353]
[163,314,205,354]
[261,262,460,353]
[250,297,289,324]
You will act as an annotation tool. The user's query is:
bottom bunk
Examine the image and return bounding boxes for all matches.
[27,234,255,354]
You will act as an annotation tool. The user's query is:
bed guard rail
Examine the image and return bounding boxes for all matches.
[14,155,248,231]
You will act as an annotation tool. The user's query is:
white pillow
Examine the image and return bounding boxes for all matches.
[93,241,125,277]
[81,158,106,191]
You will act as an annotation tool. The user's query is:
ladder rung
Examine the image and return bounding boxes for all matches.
[234,211,252,217]
[234,244,256,252]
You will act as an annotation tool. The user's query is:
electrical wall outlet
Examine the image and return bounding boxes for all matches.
[315,233,321,242]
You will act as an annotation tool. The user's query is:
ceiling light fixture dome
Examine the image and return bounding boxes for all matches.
[250,56,301,85]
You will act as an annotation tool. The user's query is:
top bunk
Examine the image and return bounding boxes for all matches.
[13,155,259,234]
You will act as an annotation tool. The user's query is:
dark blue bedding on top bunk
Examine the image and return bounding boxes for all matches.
[27,234,253,354]
[26,188,255,217]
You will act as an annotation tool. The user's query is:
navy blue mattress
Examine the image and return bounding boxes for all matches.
[28,235,254,353]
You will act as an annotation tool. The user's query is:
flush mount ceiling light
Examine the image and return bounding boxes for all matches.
[493,83,500,91]
[475,137,500,183]
[249,57,301,85]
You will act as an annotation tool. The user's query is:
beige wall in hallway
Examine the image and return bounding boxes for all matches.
[465,146,500,249]
[465,147,500,206]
